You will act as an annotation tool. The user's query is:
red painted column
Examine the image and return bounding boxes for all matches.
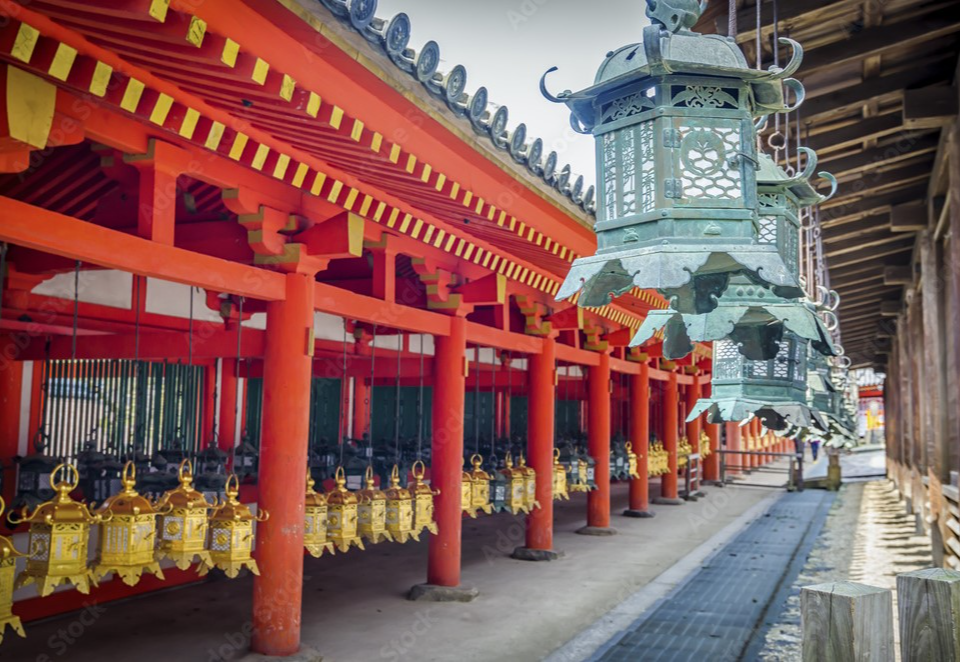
[625,361,652,516]
[427,316,467,587]
[218,358,238,454]
[251,273,314,657]
[725,422,741,475]
[524,337,555,551]
[702,381,720,481]
[202,360,216,445]
[583,351,613,531]
[0,361,23,515]
[660,371,680,501]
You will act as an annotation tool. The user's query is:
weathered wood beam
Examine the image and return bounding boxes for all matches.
[797,14,958,76]
[825,233,911,258]
[883,265,915,286]
[821,185,928,227]
[903,86,959,129]
[804,114,903,155]
[819,135,939,176]
[830,242,915,269]
[889,200,929,232]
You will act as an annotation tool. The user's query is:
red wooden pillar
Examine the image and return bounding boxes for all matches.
[625,361,653,517]
[579,351,615,534]
[516,337,560,559]
[417,316,472,595]
[351,334,370,440]
[725,422,741,475]
[251,273,314,657]
[749,420,760,468]
[656,370,683,504]
[701,382,720,481]
[219,358,239,454]
[0,361,23,514]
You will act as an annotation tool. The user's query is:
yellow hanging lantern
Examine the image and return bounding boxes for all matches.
[700,431,712,458]
[467,454,494,516]
[552,449,569,500]
[500,452,528,515]
[461,463,476,518]
[200,475,267,579]
[384,465,415,543]
[409,461,438,538]
[304,471,335,558]
[626,442,641,479]
[155,460,214,572]
[93,461,164,586]
[357,466,392,544]
[648,442,669,476]
[517,453,540,511]
[0,497,25,645]
[678,436,693,468]
[326,466,365,553]
[10,463,102,597]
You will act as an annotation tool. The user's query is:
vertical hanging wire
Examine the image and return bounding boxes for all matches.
[490,347,496,458]
[727,0,737,38]
[367,325,376,467]
[0,242,7,326]
[340,320,349,468]
[416,334,424,460]
[394,333,402,464]
[232,296,244,468]
[473,344,481,456]
[506,350,512,446]
[72,261,80,360]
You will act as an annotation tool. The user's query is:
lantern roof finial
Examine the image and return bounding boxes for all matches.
[645,0,708,35]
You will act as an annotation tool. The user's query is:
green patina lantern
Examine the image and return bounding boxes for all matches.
[689,331,825,432]
[545,0,806,315]
[804,351,857,447]
[634,149,840,360]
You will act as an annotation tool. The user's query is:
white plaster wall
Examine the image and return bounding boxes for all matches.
[32,269,132,309]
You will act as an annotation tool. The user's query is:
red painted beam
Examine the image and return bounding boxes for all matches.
[0,197,286,300]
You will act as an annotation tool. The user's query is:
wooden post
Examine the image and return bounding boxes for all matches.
[801,581,895,662]
[896,568,960,662]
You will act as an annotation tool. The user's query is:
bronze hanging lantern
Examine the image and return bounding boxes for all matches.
[93,461,165,586]
[384,465,416,543]
[200,475,268,578]
[544,0,806,315]
[304,471,335,558]
[690,332,826,432]
[10,463,103,597]
[633,149,839,360]
[625,442,641,479]
[155,459,215,572]
[461,463,477,518]
[357,466,392,544]
[326,466,365,552]
[408,461,438,538]
[0,497,25,645]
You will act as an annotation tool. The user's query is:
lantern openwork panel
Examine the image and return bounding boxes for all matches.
[304,472,334,557]
[408,461,438,538]
[201,475,268,579]
[155,460,214,572]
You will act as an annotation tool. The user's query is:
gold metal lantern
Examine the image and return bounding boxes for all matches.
[357,466,392,544]
[409,461,438,538]
[552,449,570,500]
[648,442,669,476]
[461,464,476,518]
[500,452,528,515]
[0,497,25,645]
[155,460,215,572]
[517,454,540,512]
[678,436,693,468]
[625,442,640,479]
[326,466,365,553]
[11,463,103,597]
[468,454,494,516]
[384,465,415,544]
[700,431,712,458]
[568,457,591,493]
[304,471,335,558]
[200,475,267,578]
[94,462,165,586]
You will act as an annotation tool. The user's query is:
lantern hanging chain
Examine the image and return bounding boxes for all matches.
[232,296,244,468]
[506,350,512,444]
[473,344,481,455]
[755,0,762,70]
[771,0,783,163]
[489,347,496,455]
[416,334,424,460]
[131,276,142,459]
[188,286,194,367]
[367,324,377,468]
[394,333,402,463]
[340,320,349,467]
[728,0,736,39]
[72,260,80,360]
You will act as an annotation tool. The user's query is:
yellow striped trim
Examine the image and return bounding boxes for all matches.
[251,144,270,170]
[48,43,77,81]
[11,23,39,63]
[149,93,174,125]
[292,163,309,188]
[120,78,145,112]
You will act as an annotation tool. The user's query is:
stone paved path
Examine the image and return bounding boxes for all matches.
[592,490,835,662]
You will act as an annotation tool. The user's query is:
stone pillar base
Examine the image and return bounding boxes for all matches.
[622,509,656,518]
[511,547,564,562]
[575,526,618,536]
[238,645,323,661]
[407,583,478,602]
[652,497,684,506]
